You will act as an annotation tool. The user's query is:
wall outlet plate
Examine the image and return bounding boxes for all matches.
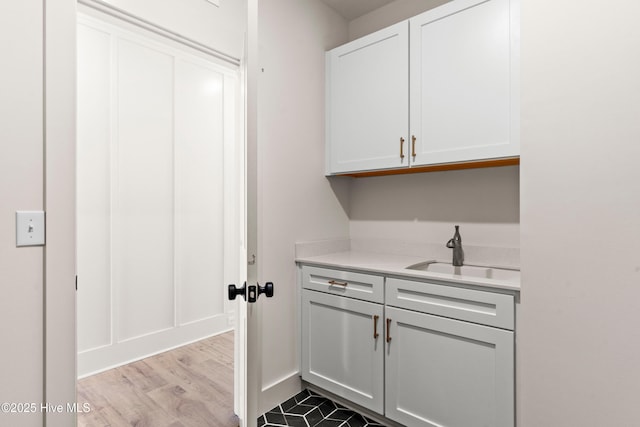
[16,211,45,247]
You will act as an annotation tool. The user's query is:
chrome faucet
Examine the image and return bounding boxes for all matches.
[446,225,464,266]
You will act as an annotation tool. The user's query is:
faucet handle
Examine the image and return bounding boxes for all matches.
[446,238,455,248]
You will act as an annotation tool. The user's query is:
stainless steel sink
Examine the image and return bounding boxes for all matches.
[406,261,520,282]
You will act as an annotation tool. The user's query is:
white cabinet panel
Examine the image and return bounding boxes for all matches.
[326,21,408,174]
[410,0,519,165]
[116,38,176,341]
[302,290,384,413]
[175,59,225,325]
[77,24,112,352]
[385,306,514,427]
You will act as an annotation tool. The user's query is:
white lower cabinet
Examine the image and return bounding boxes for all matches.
[300,265,516,426]
[385,306,514,427]
[301,289,384,413]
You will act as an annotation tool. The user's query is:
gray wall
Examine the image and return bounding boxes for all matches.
[520,0,640,425]
[256,0,351,412]
[0,2,45,426]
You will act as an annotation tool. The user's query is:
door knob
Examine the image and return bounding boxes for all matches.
[228,282,274,303]
[259,282,274,298]
[247,282,274,303]
[228,282,247,301]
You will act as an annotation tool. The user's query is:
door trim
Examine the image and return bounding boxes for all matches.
[44,0,77,425]
[77,0,240,66]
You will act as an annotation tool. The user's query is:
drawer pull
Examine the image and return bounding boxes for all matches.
[386,318,392,343]
[328,280,348,287]
[400,137,405,159]
[373,315,379,339]
[411,135,416,158]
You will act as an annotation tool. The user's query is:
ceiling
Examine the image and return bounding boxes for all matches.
[319,0,397,21]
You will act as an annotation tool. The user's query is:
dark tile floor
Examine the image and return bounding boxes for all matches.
[258,389,386,427]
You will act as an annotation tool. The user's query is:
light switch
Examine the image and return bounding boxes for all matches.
[16,211,45,247]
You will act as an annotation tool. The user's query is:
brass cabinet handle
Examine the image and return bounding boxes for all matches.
[400,137,405,159]
[412,135,416,158]
[373,315,379,339]
[328,280,347,287]
[386,318,392,343]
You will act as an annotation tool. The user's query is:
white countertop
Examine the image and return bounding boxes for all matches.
[295,250,520,292]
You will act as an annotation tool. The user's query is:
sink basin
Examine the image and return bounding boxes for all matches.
[406,261,520,282]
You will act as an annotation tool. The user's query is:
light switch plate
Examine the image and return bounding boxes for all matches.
[16,211,46,247]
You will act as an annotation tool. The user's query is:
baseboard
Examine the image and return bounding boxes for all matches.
[259,371,302,415]
[78,315,232,378]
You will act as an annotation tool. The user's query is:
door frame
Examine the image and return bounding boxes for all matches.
[244,0,261,425]
[44,1,77,426]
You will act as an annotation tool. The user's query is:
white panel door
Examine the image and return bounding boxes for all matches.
[302,290,384,414]
[410,0,519,166]
[385,306,514,427]
[326,21,409,174]
[116,38,176,341]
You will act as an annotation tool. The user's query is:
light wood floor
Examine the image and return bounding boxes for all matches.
[77,331,238,427]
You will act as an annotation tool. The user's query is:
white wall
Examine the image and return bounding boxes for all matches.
[0,2,44,426]
[256,0,350,412]
[519,1,640,425]
[96,0,245,58]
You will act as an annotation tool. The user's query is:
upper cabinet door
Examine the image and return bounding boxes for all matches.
[326,22,409,174]
[410,0,519,166]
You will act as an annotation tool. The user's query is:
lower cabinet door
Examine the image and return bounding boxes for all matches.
[302,289,384,413]
[385,306,514,427]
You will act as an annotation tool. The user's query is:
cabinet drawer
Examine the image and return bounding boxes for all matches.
[301,266,384,303]
[386,277,514,330]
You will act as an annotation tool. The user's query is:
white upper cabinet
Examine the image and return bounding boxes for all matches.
[325,0,519,175]
[410,0,519,166]
[326,22,409,174]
